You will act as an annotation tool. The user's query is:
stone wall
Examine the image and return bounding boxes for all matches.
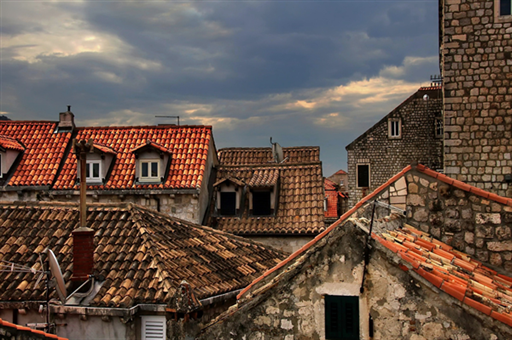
[247,235,314,253]
[346,88,443,207]
[367,168,512,273]
[198,222,510,339]
[441,0,512,196]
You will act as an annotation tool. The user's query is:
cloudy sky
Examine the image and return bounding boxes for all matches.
[1,0,439,175]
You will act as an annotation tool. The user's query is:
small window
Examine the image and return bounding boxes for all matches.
[252,191,271,216]
[85,160,101,182]
[140,160,160,181]
[325,295,359,340]
[388,118,401,138]
[220,192,236,216]
[141,315,166,340]
[0,153,3,178]
[501,0,511,15]
[357,164,369,188]
[435,117,443,138]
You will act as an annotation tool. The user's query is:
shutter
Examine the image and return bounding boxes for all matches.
[141,316,166,340]
[325,295,359,340]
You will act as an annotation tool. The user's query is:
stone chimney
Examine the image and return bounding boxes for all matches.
[71,226,94,282]
[58,105,75,131]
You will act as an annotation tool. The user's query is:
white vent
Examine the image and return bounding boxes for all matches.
[141,316,166,340]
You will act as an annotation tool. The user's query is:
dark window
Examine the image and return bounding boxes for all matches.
[357,165,369,188]
[435,117,443,138]
[220,192,237,216]
[325,295,359,340]
[389,119,400,138]
[0,153,2,178]
[501,0,511,15]
[151,162,158,177]
[252,191,271,215]
[142,162,148,177]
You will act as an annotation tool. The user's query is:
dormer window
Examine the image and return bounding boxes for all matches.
[131,141,172,184]
[248,169,279,216]
[214,177,244,217]
[220,192,236,216]
[252,190,272,216]
[85,160,101,183]
[0,135,25,181]
[140,160,160,181]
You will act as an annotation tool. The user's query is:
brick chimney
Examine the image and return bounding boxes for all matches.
[71,226,94,281]
[58,105,75,131]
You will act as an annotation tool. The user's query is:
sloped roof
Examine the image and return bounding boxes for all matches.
[0,201,286,308]
[218,146,320,165]
[0,121,71,186]
[213,164,324,235]
[54,125,212,190]
[248,169,279,187]
[0,318,68,340]
[234,164,512,328]
[0,135,25,152]
[373,224,512,326]
[324,177,337,191]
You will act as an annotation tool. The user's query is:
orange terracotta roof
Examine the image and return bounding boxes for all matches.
[0,135,24,152]
[130,140,171,154]
[333,169,347,175]
[0,317,68,339]
[213,164,325,235]
[0,202,286,307]
[218,146,320,165]
[54,125,212,190]
[324,178,337,191]
[247,169,279,187]
[92,143,117,155]
[0,121,71,187]
[373,224,512,327]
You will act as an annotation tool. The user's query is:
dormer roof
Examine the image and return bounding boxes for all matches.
[130,140,172,155]
[0,135,24,152]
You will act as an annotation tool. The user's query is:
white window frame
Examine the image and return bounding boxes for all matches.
[85,160,101,183]
[141,315,166,340]
[435,117,443,138]
[388,118,401,138]
[139,159,161,182]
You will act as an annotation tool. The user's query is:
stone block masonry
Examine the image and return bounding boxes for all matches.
[441,0,512,196]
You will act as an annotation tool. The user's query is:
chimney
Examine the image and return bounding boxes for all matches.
[71,226,94,281]
[58,105,75,131]
[71,139,95,282]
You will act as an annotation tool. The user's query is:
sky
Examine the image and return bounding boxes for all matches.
[0,0,440,176]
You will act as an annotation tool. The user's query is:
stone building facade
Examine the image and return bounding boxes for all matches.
[346,86,443,207]
[441,0,512,196]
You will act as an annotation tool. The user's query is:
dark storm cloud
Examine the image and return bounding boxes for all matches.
[1,0,440,173]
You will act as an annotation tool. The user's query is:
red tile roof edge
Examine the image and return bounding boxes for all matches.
[419,86,442,91]
[237,165,413,299]
[76,125,213,130]
[415,164,512,206]
[0,318,68,340]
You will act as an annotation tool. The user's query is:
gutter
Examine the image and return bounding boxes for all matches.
[49,188,200,196]
[199,289,242,308]
[51,304,167,317]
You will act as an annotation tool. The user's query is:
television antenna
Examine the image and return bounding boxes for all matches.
[155,115,180,125]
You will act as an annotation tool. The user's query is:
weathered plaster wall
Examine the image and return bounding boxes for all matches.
[370,169,512,273]
[199,222,509,340]
[346,89,443,207]
[442,0,512,196]
[246,235,314,253]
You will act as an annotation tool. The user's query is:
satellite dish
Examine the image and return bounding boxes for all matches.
[48,250,66,303]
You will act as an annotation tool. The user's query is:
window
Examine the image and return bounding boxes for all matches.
[357,164,369,188]
[252,191,271,215]
[140,160,160,181]
[325,295,359,340]
[85,160,101,182]
[0,153,2,178]
[435,117,443,138]
[141,315,166,340]
[501,0,511,15]
[388,118,401,138]
[220,192,236,216]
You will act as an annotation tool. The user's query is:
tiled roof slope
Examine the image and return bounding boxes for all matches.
[0,135,25,152]
[53,126,212,190]
[0,121,71,186]
[373,224,512,327]
[214,164,325,235]
[0,202,286,308]
[218,146,320,165]
[0,318,68,340]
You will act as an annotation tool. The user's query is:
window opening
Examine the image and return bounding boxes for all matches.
[85,161,101,182]
[325,295,359,340]
[141,160,160,181]
[388,119,401,138]
[252,191,271,215]
[357,165,369,188]
[220,192,236,216]
[435,117,443,138]
[501,0,511,15]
